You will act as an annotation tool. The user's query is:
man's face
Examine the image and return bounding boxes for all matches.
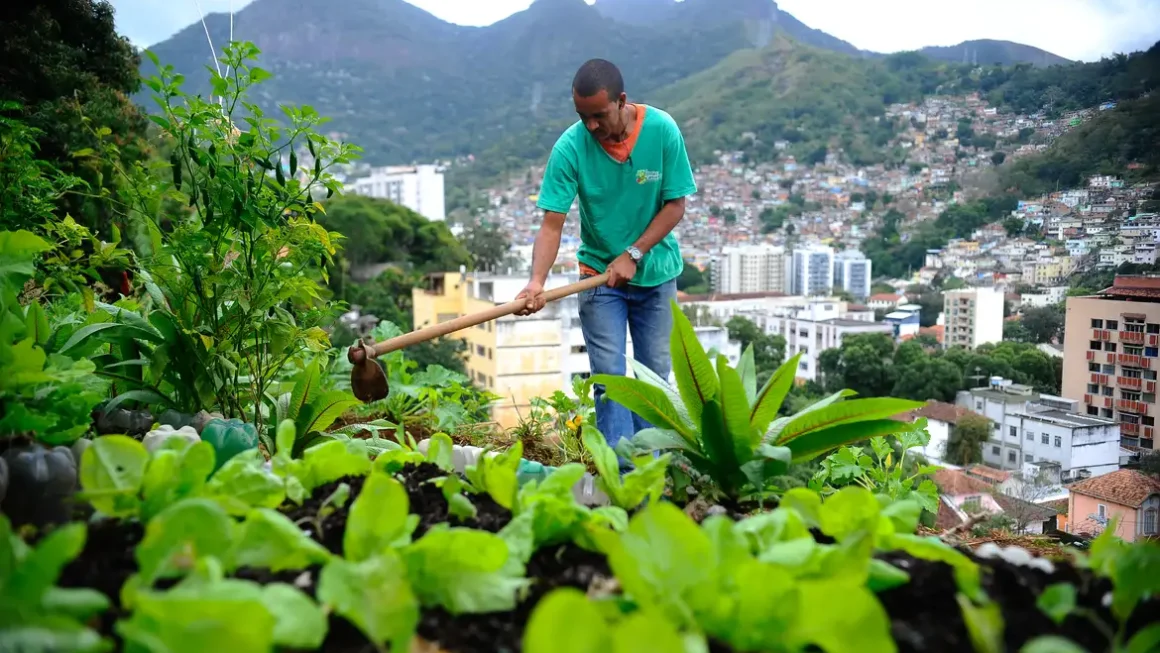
[573,88,626,142]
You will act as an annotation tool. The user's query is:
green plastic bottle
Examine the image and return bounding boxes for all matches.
[200,418,259,471]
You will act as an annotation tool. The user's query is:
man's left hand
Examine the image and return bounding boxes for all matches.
[606,253,637,288]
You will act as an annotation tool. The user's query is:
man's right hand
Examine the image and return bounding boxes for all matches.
[515,281,546,316]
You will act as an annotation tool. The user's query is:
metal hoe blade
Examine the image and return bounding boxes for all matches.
[348,339,389,402]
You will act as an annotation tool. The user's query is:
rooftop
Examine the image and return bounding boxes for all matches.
[1093,274,1160,302]
[1014,409,1117,429]
[678,290,790,302]
[1067,469,1160,508]
[897,400,977,425]
[933,468,995,496]
[966,464,1013,484]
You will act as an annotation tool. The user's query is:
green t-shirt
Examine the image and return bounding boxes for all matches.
[536,105,697,288]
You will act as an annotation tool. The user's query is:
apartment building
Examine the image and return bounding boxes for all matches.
[956,381,1121,481]
[348,164,446,222]
[412,271,740,428]
[942,286,1005,349]
[833,250,872,301]
[739,301,892,382]
[1061,275,1160,449]
[791,246,835,297]
[711,245,788,294]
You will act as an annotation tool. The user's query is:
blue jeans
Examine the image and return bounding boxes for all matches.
[578,276,676,465]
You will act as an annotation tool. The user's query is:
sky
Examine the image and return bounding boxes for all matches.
[110,0,1160,62]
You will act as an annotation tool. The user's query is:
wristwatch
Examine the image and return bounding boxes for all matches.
[625,245,643,262]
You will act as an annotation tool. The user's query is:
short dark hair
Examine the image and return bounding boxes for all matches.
[572,59,624,99]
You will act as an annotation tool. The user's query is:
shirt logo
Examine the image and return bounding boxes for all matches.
[636,169,662,185]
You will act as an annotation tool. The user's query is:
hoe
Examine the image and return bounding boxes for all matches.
[348,273,609,402]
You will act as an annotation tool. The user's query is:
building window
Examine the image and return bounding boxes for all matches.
[1103,364,1116,374]
[1026,431,1034,440]
[976,400,983,411]
[1106,320,1119,330]
[1088,362,1101,372]
[570,345,587,354]
[487,348,493,360]
[1009,426,1018,438]
[993,422,1000,431]
[1148,323,1160,334]
[1026,455,1034,462]
[1054,436,1062,447]
[1107,343,1118,352]
[1103,386,1115,396]
[962,496,982,513]
[476,345,486,357]
[991,445,1000,455]
[1147,347,1159,358]
[1087,383,1099,393]
[1007,450,1017,463]
[1090,341,1102,350]
[1091,319,1104,328]
[1041,434,1049,444]
[1144,509,1158,535]
[1087,406,1099,416]
[1098,504,1107,519]
[1102,408,1114,418]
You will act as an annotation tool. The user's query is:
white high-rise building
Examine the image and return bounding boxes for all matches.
[833,250,872,301]
[711,245,788,294]
[792,246,835,297]
[349,164,446,222]
[943,286,1005,349]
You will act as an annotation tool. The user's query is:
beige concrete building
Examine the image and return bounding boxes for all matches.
[1062,275,1160,449]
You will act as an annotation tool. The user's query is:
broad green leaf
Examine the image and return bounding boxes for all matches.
[819,486,881,541]
[736,344,757,404]
[620,453,671,510]
[775,398,923,445]
[784,419,911,463]
[23,302,49,347]
[716,355,756,459]
[136,499,234,584]
[231,509,332,571]
[700,557,796,651]
[115,583,275,652]
[780,488,823,528]
[1021,636,1088,653]
[301,439,371,491]
[300,390,359,436]
[205,452,285,514]
[523,588,607,653]
[867,559,910,592]
[5,523,87,603]
[627,357,692,426]
[41,586,111,621]
[611,611,687,653]
[1108,540,1160,622]
[259,583,328,649]
[1126,624,1160,653]
[425,432,454,472]
[787,578,895,653]
[79,435,149,517]
[764,389,855,443]
[591,374,696,444]
[1036,583,1076,625]
[882,499,923,534]
[289,360,321,421]
[958,595,1004,653]
[750,353,801,436]
[622,427,696,455]
[140,441,216,521]
[103,388,171,415]
[699,398,740,493]
[401,528,529,614]
[582,426,626,506]
[669,299,719,425]
[345,472,413,561]
[318,553,418,650]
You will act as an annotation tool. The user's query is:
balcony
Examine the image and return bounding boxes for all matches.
[1147,380,1158,394]
[1091,373,1110,385]
[1108,352,1117,364]
[1120,331,1145,345]
[1119,354,1152,369]
[1084,393,1093,404]
[1086,350,1096,361]
[1118,376,1143,390]
[1117,399,1149,414]
[1122,422,1140,435]
[1146,426,1156,439]
[1149,334,1159,347]
[1105,396,1115,408]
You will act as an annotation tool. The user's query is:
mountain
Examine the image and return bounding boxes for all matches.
[918,39,1071,67]
[140,0,1068,170]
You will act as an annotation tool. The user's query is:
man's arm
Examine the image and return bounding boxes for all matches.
[631,197,685,256]
[530,211,566,286]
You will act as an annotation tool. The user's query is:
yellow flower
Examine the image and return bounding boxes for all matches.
[566,414,582,432]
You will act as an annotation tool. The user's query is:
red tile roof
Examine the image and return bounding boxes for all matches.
[1067,469,1160,508]
[935,498,967,530]
[900,401,977,425]
[933,468,995,496]
[870,293,902,302]
[967,464,1013,484]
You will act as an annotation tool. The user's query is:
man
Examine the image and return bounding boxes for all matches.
[516,58,697,456]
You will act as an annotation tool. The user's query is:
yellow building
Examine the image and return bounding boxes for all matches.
[411,271,572,429]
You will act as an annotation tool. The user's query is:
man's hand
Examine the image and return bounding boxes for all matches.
[515,281,546,316]
[606,253,638,288]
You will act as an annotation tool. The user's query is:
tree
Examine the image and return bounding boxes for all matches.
[318,195,470,272]
[677,262,708,293]
[818,333,896,399]
[906,285,944,327]
[461,221,511,272]
[725,316,786,373]
[0,0,148,237]
[945,414,989,466]
[892,358,963,402]
[991,152,1007,166]
[1021,305,1064,344]
[1002,216,1025,237]
[1000,470,1056,534]
[681,304,719,327]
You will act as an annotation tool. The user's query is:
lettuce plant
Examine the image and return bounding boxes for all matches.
[0,516,110,652]
[581,425,669,511]
[599,301,923,501]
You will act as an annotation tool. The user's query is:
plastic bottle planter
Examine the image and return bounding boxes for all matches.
[200,418,259,472]
[415,439,609,507]
[94,408,154,436]
[0,443,77,528]
[157,410,226,435]
[142,425,202,454]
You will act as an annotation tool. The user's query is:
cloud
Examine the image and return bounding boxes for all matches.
[109,0,1158,60]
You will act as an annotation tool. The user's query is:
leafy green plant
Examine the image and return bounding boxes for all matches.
[267,358,360,457]
[1021,521,1160,653]
[581,425,669,511]
[0,230,107,446]
[604,301,923,501]
[810,419,941,515]
[0,516,110,652]
[524,587,686,653]
[90,42,359,427]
